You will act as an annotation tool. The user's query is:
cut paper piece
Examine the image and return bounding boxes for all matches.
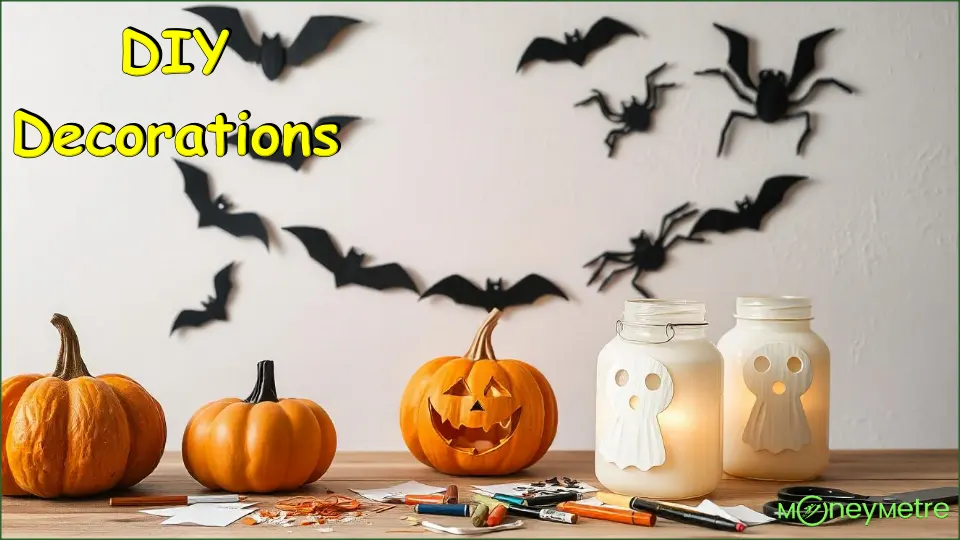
[687,175,808,240]
[184,6,361,81]
[580,497,775,527]
[575,63,678,158]
[517,17,640,71]
[351,481,446,502]
[742,342,814,453]
[170,261,235,335]
[599,356,674,471]
[694,23,856,156]
[160,504,257,526]
[140,502,257,517]
[422,520,524,535]
[584,202,703,298]
[225,115,361,171]
[174,159,270,250]
[473,482,598,497]
[419,275,567,313]
[284,226,419,294]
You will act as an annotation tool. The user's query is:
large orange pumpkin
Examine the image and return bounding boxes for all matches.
[2,313,167,497]
[400,309,558,475]
[182,360,337,493]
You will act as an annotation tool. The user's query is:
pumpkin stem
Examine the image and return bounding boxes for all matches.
[50,313,92,380]
[244,360,280,403]
[464,308,502,361]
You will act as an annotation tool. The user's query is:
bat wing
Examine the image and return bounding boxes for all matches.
[786,28,836,93]
[583,17,640,56]
[170,309,213,334]
[283,226,345,275]
[503,274,568,308]
[516,37,570,71]
[713,23,756,90]
[185,6,260,62]
[174,159,215,216]
[351,263,419,293]
[286,16,361,66]
[420,275,488,309]
[752,175,808,218]
[220,212,270,249]
[210,262,235,312]
[224,132,305,171]
[688,209,747,236]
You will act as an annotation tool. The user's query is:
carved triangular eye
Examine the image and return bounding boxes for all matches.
[444,379,471,396]
[484,379,511,398]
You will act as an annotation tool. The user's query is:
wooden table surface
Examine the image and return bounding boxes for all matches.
[2,450,957,538]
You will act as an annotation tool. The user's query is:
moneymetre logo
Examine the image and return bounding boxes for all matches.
[777,495,952,526]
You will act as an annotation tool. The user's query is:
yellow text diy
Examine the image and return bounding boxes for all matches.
[12,27,341,159]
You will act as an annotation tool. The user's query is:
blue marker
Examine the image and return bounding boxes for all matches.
[413,503,473,517]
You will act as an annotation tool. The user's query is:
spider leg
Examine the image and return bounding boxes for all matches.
[598,265,635,292]
[604,127,632,158]
[790,78,856,106]
[665,235,705,248]
[575,90,620,122]
[585,252,632,286]
[694,68,755,105]
[655,202,698,243]
[785,111,814,155]
[629,269,653,299]
[717,111,758,157]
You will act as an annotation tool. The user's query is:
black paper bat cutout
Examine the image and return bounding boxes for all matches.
[225,115,360,171]
[585,202,703,298]
[695,23,855,156]
[284,226,419,293]
[575,63,677,157]
[419,275,568,312]
[185,6,361,81]
[174,159,269,250]
[688,175,808,239]
[517,16,641,72]
[171,262,235,335]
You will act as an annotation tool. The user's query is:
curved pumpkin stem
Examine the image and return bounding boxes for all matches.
[50,313,92,380]
[244,360,280,403]
[464,309,502,361]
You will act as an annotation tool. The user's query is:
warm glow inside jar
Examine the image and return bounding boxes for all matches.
[595,299,723,500]
[718,296,830,481]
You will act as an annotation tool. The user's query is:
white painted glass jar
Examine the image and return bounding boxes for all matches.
[595,299,723,500]
[718,296,830,481]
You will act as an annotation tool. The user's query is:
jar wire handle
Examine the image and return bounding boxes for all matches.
[616,320,709,345]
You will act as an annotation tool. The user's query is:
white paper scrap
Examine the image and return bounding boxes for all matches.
[578,497,775,527]
[472,481,598,497]
[421,519,524,535]
[159,504,257,527]
[140,502,257,517]
[351,481,446,502]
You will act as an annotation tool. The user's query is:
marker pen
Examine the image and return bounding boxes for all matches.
[525,492,583,507]
[505,504,579,524]
[413,503,472,517]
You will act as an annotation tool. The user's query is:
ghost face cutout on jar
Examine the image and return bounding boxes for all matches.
[741,343,814,454]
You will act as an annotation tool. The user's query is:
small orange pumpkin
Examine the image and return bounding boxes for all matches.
[2,313,167,497]
[399,309,558,475]
[182,360,337,493]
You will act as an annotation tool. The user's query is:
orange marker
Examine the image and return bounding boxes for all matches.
[486,504,507,526]
[556,501,656,527]
[385,494,444,504]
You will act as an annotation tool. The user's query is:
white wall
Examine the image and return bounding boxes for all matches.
[2,2,957,451]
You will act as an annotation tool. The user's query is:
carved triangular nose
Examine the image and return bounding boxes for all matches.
[470,400,484,412]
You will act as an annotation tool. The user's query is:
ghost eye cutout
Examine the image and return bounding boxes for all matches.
[615,369,629,386]
[753,356,771,372]
[444,379,472,396]
[645,373,661,391]
[484,379,511,397]
[787,356,803,373]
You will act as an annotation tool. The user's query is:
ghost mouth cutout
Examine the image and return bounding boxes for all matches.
[428,399,523,455]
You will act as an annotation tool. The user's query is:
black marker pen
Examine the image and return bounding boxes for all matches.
[525,492,583,507]
[506,504,579,524]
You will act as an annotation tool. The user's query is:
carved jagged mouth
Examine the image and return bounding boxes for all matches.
[428,400,522,455]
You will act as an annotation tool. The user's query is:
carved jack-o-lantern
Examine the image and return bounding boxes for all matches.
[399,309,558,476]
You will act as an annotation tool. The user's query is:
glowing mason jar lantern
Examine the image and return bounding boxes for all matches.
[718,296,830,481]
[595,299,723,500]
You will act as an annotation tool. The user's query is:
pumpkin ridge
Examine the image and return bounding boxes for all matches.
[1,375,44,496]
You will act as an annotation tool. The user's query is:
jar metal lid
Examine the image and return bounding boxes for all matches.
[735,295,813,320]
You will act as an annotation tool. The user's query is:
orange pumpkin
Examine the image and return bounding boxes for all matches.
[182,360,337,493]
[399,309,558,475]
[2,313,167,497]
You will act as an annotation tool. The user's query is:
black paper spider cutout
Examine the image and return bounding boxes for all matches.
[695,23,856,156]
[585,203,703,298]
[575,63,678,158]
